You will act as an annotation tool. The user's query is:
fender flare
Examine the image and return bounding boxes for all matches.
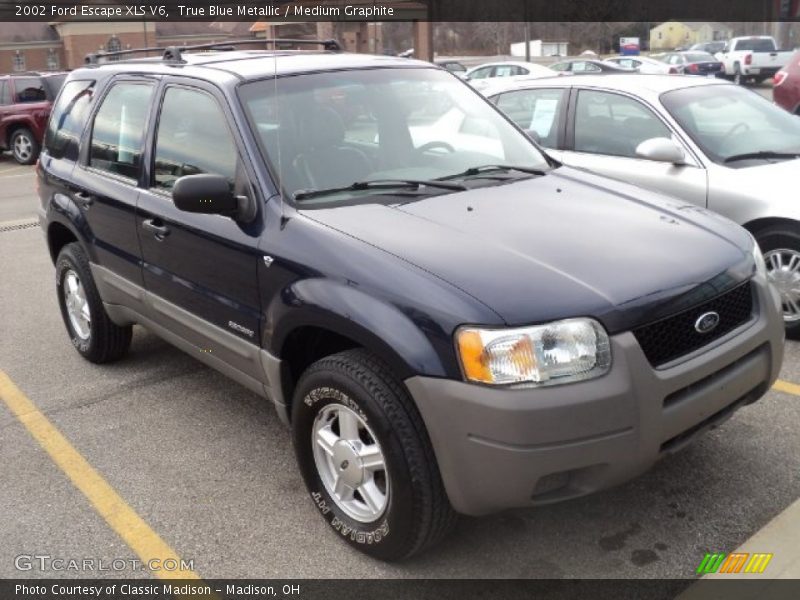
[266,277,451,381]
[45,195,96,264]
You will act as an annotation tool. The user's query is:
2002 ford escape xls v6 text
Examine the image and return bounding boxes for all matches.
[37,40,784,560]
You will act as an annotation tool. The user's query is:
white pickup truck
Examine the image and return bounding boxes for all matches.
[716,36,794,84]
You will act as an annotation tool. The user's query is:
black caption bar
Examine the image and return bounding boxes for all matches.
[4,579,800,600]
[0,0,797,22]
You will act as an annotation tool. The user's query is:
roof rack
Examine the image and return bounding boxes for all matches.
[85,38,342,65]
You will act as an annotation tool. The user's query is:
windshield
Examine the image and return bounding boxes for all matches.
[661,84,800,164]
[239,67,549,205]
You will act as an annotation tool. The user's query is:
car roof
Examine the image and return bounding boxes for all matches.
[71,51,435,84]
[467,61,540,70]
[482,73,732,98]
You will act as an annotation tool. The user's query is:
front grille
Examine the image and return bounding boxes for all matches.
[634,281,754,368]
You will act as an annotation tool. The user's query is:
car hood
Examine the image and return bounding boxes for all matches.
[302,167,754,332]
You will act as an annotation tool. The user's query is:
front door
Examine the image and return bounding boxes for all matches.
[560,88,708,207]
[136,80,264,381]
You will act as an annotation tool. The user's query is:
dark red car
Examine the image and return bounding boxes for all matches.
[774,50,800,115]
[0,72,66,164]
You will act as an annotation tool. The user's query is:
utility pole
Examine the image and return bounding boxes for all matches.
[524,0,530,62]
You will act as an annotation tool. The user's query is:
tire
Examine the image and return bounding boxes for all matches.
[291,348,457,560]
[55,242,132,363]
[754,225,800,339]
[10,128,39,165]
[733,64,742,85]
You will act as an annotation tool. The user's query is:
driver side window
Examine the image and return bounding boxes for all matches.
[152,87,237,191]
[574,90,671,158]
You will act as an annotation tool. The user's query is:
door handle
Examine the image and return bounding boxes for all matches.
[73,191,94,208]
[142,218,171,240]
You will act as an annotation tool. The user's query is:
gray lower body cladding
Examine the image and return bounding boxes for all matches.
[406,276,784,516]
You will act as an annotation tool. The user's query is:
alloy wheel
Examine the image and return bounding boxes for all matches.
[312,403,389,523]
[63,270,92,339]
[764,248,800,322]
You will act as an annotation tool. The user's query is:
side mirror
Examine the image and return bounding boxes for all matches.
[635,137,686,164]
[172,174,255,221]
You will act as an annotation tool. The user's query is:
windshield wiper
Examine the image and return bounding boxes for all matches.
[437,164,547,180]
[724,151,800,164]
[293,179,466,201]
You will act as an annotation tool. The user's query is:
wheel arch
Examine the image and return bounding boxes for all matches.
[741,217,800,238]
[267,279,453,417]
[47,220,80,264]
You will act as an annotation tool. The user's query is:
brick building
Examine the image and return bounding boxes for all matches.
[0,18,394,74]
[0,21,257,73]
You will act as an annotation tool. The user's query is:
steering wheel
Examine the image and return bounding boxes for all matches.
[722,122,749,141]
[415,141,455,155]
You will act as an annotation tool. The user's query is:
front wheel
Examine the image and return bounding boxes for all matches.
[756,225,800,339]
[56,243,132,362]
[291,349,456,560]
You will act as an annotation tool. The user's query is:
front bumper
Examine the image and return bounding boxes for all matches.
[406,277,784,516]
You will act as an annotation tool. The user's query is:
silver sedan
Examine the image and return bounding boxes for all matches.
[483,74,800,334]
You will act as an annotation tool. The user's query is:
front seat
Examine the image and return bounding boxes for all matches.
[293,107,372,190]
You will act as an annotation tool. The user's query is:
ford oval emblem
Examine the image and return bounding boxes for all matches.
[695,311,720,334]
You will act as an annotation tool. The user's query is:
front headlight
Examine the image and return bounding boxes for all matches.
[455,318,612,386]
[752,241,767,278]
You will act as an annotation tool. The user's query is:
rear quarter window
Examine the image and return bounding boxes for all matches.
[44,80,95,161]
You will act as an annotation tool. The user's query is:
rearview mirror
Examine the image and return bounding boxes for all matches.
[172,174,243,217]
[635,137,686,164]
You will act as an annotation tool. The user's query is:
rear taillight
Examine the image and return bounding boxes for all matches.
[744,54,752,66]
[688,63,699,73]
[774,71,788,86]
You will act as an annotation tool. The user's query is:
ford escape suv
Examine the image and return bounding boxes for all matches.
[37,41,784,560]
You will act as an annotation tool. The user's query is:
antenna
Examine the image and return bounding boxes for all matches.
[272,51,285,226]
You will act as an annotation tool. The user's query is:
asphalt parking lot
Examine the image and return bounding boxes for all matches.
[2,79,798,581]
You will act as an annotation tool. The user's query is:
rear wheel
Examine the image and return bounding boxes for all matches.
[291,348,456,560]
[11,128,39,165]
[755,225,800,339]
[55,243,132,362]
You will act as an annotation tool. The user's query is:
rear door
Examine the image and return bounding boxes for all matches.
[559,87,708,206]
[136,78,265,380]
[492,87,568,155]
[69,77,156,287]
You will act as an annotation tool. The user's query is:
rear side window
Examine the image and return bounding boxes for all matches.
[152,86,237,191]
[89,82,154,180]
[0,80,9,105]
[495,88,565,148]
[13,77,47,103]
[44,80,94,161]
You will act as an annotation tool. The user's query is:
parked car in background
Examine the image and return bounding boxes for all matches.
[717,36,794,84]
[0,72,66,164]
[0,72,67,165]
[487,74,800,333]
[465,61,555,91]
[434,59,468,79]
[549,59,635,74]
[661,52,724,77]
[690,41,727,55]
[606,55,674,74]
[774,50,800,115]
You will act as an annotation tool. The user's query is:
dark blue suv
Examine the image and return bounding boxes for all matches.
[37,41,784,560]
